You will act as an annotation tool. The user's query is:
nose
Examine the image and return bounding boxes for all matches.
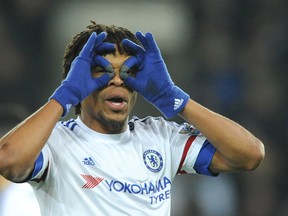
[108,70,124,87]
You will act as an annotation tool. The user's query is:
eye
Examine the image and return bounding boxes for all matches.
[92,66,106,78]
[126,66,138,77]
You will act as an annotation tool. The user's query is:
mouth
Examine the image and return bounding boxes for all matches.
[107,96,125,105]
[105,95,127,111]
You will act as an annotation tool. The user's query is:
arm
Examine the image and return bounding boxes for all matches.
[179,99,264,173]
[121,32,265,173]
[0,100,62,182]
[0,32,115,182]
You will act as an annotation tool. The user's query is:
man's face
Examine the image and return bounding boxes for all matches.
[80,50,137,133]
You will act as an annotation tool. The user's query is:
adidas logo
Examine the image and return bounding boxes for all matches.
[174,98,184,110]
[82,157,96,166]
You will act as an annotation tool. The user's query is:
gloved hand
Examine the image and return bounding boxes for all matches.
[50,32,115,117]
[121,31,189,119]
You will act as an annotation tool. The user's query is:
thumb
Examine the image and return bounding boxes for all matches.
[122,38,144,54]
[122,74,138,91]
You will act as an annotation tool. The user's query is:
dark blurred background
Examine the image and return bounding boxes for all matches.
[0,0,287,215]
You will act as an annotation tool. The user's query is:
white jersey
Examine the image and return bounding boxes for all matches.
[28,116,216,216]
[0,182,41,216]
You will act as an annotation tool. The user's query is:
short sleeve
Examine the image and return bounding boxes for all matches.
[176,138,217,177]
[193,140,217,176]
[28,145,50,184]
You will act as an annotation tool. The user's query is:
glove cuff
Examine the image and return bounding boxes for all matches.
[49,83,80,117]
[152,86,189,119]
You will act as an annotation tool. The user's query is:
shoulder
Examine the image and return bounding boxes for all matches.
[48,119,81,143]
[56,119,78,131]
[128,116,197,135]
[52,119,81,136]
[128,116,170,129]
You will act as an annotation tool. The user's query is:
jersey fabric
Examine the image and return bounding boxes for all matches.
[28,116,216,216]
[0,182,41,216]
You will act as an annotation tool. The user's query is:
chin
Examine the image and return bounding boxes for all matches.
[98,112,128,133]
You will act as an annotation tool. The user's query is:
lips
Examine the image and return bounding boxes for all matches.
[104,94,127,111]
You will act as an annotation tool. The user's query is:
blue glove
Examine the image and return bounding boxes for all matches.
[50,32,115,117]
[121,32,189,119]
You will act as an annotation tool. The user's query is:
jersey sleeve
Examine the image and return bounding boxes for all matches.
[27,124,64,188]
[193,140,217,176]
[169,121,217,177]
[28,146,50,186]
[177,138,217,176]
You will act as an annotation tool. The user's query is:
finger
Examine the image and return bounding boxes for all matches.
[93,55,111,68]
[122,56,140,69]
[93,55,115,75]
[94,32,107,46]
[122,39,144,54]
[95,42,115,53]
[122,75,137,91]
[145,32,160,53]
[135,31,150,50]
[79,32,97,58]
[120,56,140,80]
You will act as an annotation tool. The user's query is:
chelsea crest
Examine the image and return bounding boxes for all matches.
[143,150,163,173]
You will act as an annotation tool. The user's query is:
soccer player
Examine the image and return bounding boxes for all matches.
[0,22,265,215]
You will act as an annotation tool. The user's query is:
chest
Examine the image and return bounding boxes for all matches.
[43,127,174,213]
[58,135,170,184]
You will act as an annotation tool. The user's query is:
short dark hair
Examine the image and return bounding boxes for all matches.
[62,21,141,115]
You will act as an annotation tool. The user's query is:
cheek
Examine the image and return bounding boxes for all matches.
[129,92,137,109]
[81,93,102,110]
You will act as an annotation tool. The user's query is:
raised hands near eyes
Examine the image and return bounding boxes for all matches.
[50,32,115,117]
[120,31,189,119]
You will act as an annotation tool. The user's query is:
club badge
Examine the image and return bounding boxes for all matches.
[143,150,163,173]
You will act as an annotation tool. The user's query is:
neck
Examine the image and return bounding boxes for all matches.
[80,114,128,134]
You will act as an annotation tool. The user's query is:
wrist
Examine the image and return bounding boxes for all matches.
[49,83,80,117]
[48,99,66,117]
[152,86,190,119]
